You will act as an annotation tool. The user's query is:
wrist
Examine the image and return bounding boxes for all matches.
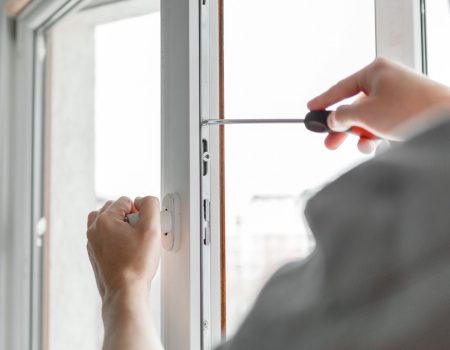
[102,282,150,316]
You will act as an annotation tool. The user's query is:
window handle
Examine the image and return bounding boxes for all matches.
[202,110,379,140]
[126,193,180,251]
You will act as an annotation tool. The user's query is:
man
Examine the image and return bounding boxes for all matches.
[87,58,450,349]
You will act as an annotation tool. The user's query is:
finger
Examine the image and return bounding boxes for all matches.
[354,92,368,104]
[134,196,161,230]
[307,69,369,111]
[87,210,98,228]
[99,200,114,215]
[324,132,348,150]
[106,196,133,220]
[357,138,377,154]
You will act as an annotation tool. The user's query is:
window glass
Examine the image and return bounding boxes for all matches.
[426,0,450,86]
[224,0,376,118]
[223,0,376,337]
[44,2,160,348]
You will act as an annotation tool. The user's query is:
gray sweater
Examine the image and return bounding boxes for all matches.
[218,120,450,350]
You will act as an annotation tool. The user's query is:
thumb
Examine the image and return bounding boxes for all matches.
[329,102,370,132]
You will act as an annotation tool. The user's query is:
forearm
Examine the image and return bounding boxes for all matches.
[102,287,163,350]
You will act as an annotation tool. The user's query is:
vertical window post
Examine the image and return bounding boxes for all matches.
[375,0,425,71]
[161,0,202,349]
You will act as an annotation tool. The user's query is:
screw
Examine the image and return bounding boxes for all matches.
[203,320,209,330]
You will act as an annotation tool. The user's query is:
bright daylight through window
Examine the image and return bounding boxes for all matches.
[43,1,160,349]
[222,0,375,337]
[426,0,450,86]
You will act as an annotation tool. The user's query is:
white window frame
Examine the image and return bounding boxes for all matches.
[0,0,425,349]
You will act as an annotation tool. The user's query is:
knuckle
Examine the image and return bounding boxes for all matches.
[372,57,390,73]
[138,196,160,212]
[100,201,113,213]
[88,211,97,223]
[146,196,160,206]
[118,196,132,204]
[96,213,111,230]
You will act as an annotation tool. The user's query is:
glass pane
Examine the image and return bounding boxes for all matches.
[426,0,450,86]
[223,0,376,337]
[224,0,376,118]
[224,125,371,336]
[44,2,160,349]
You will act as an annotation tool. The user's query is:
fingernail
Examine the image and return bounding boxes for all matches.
[327,111,337,128]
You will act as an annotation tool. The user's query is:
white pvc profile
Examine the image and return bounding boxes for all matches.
[200,0,222,347]
[161,0,202,349]
[375,0,424,71]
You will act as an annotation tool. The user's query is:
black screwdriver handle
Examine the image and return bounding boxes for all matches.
[304,110,333,133]
[305,110,379,140]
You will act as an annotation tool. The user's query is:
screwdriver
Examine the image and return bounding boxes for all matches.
[202,110,378,140]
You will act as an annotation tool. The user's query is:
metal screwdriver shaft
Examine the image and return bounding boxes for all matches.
[201,110,379,140]
[202,119,305,126]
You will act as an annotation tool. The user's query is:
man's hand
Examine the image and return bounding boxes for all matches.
[308,58,450,153]
[86,196,163,350]
[87,196,161,301]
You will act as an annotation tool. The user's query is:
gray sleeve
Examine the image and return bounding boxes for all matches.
[213,118,450,350]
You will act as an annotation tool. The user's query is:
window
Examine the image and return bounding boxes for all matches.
[37,1,161,348]
[220,0,375,337]
[3,0,426,349]
[426,0,450,85]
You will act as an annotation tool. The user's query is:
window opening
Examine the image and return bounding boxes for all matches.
[425,0,450,85]
[211,0,377,339]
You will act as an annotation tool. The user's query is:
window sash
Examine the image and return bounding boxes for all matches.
[200,0,426,348]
